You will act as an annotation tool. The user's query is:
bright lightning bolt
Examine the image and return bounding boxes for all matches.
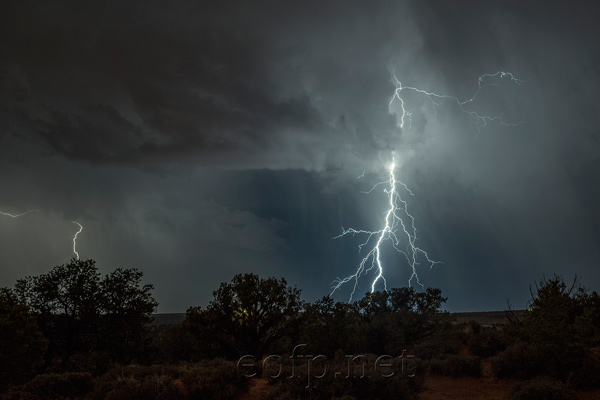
[71,221,83,260]
[332,70,526,302]
[390,70,526,133]
[331,157,440,301]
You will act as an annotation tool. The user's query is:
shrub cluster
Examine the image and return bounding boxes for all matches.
[567,349,600,389]
[510,376,577,400]
[490,341,542,379]
[2,372,93,400]
[425,355,481,378]
[92,360,247,400]
[1,360,247,400]
[261,353,423,400]
[467,328,508,358]
[411,329,465,360]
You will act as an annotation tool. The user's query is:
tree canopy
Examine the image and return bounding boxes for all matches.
[187,273,304,359]
[496,275,600,386]
[5,258,157,368]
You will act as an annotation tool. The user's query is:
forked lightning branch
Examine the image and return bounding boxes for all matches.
[331,157,440,301]
[331,71,526,301]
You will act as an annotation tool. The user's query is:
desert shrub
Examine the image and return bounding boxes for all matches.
[467,329,508,357]
[260,353,422,400]
[510,376,577,400]
[90,359,246,400]
[177,359,247,399]
[94,374,179,400]
[412,329,465,360]
[500,275,600,383]
[568,349,600,389]
[425,358,447,376]
[2,372,93,400]
[490,342,541,379]
[466,320,481,335]
[261,377,417,400]
[425,355,481,377]
[158,323,199,363]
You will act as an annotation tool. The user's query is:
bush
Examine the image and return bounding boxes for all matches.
[568,349,600,389]
[500,275,600,382]
[510,377,577,400]
[261,353,422,400]
[94,374,179,400]
[90,359,247,400]
[2,372,93,400]
[467,329,508,357]
[158,323,201,363]
[412,329,465,360]
[177,359,248,399]
[425,355,481,377]
[491,342,541,379]
[465,320,481,335]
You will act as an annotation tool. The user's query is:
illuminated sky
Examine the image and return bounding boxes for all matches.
[1,1,599,312]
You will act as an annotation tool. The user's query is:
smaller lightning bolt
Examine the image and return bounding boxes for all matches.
[72,221,83,260]
[0,209,41,218]
[2,208,87,260]
[390,70,526,133]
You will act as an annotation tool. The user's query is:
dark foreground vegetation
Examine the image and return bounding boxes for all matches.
[1,259,599,399]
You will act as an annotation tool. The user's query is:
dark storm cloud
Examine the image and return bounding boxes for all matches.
[1,1,599,312]
[0,0,407,172]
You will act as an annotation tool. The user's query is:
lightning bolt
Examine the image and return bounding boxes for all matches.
[331,158,440,301]
[0,209,41,218]
[2,208,85,260]
[71,221,83,260]
[331,71,526,301]
[390,70,526,133]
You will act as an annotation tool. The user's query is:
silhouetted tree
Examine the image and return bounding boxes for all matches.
[0,288,47,390]
[99,268,158,362]
[9,258,157,368]
[13,259,102,363]
[495,275,600,386]
[300,296,363,357]
[189,273,304,359]
[355,287,449,354]
[161,308,224,362]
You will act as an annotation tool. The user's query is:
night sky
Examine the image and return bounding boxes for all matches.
[1,1,599,312]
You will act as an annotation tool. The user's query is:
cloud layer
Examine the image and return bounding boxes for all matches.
[1,1,599,311]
